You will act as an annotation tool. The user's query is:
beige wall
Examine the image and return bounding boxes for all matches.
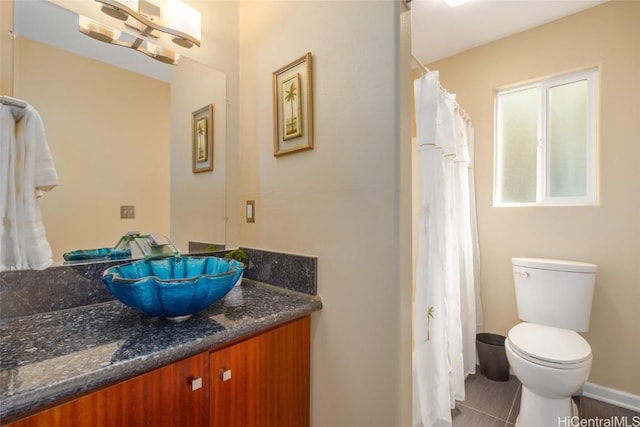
[14,37,171,262]
[427,1,640,394]
[169,59,227,252]
[235,1,412,425]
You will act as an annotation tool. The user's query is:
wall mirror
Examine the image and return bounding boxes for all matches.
[10,0,227,269]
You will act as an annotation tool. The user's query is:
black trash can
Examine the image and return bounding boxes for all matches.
[476,333,510,382]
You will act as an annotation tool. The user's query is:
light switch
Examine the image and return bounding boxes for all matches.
[246,200,255,223]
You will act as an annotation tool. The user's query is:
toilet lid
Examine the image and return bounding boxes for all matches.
[508,323,592,368]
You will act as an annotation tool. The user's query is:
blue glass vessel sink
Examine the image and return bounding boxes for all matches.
[102,256,244,320]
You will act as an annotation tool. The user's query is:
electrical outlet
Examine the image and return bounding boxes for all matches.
[120,205,135,219]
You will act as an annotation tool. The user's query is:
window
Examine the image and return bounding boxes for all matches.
[494,68,597,206]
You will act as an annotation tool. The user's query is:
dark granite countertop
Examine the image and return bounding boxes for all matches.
[0,279,322,421]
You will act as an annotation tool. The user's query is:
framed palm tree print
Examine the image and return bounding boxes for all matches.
[192,104,214,173]
[273,52,313,156]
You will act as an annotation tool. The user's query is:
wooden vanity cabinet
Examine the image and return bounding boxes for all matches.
[3,352,208,427]
[210,315,310,427]
[3,316,311,427]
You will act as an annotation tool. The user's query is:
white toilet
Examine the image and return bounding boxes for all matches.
[505,257,597,427]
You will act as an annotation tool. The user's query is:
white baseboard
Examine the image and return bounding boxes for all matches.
[582,382,640,413]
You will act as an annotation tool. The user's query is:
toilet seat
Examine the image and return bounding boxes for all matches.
[507,323,592,369]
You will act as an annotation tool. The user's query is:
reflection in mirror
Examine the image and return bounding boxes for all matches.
[11,0,226,268]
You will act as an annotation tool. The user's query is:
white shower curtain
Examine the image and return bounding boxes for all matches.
[413,71,482,427]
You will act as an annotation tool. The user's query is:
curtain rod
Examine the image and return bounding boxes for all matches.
[411,54,429,74]
[411,54,470,120]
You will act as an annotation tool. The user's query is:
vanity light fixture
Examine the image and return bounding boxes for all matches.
[78,0,201,65]
[79,15,122,44]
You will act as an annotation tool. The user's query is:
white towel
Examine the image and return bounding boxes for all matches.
[0,104,58,271]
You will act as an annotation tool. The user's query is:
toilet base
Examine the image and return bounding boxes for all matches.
[515,386,579,427]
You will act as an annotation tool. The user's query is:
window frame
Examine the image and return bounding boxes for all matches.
[494,68,598,207]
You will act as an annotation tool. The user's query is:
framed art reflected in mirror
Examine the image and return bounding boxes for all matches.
[192,104,214,173]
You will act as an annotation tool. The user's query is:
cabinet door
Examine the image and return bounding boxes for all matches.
[4,353,207,427]
[209,316,310,427]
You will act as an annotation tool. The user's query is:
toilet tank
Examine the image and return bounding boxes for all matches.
[512,257,597,332]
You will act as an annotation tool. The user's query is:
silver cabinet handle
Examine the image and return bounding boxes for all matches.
[190,377,202,391]
[514,271,529,278]
[218,369,232,382]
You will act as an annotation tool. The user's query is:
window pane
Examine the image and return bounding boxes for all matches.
[548,80,588,197]
[497,87,538,203]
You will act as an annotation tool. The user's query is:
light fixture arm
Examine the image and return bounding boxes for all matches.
[79,14,179,65]
[95,0,201,48]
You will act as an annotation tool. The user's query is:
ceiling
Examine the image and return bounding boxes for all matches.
[410,0,608,66]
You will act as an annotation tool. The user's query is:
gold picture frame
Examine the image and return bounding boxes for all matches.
[273,52,313,156]
[192,104,214,173]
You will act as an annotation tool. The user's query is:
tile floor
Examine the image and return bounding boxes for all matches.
[453,369,640,427]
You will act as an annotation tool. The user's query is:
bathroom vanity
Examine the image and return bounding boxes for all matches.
[0,249,321,427]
